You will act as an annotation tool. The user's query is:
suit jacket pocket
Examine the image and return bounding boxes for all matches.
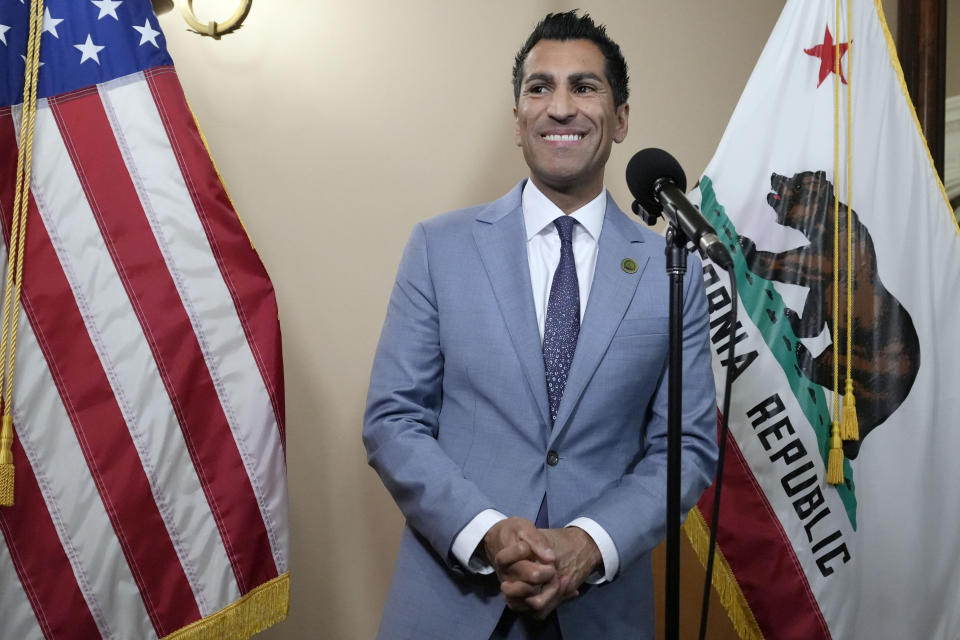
[615,316,669,337]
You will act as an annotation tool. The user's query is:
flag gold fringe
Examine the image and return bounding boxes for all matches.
[683,507,764,640]
[161,572,290,640]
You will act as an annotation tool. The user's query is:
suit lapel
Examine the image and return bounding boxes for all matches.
[472,184,551,429]
[550,196,650,441]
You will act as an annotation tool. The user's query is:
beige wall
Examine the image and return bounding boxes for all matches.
[151,2,810,638]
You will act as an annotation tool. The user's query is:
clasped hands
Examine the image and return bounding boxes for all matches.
[482,517,602,620]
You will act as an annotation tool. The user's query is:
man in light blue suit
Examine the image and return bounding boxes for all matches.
[364,11,717,639]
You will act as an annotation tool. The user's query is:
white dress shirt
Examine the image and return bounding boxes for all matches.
[450,180,620,583]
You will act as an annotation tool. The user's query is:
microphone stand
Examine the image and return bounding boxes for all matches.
[627,149,736,640]
[664,224,688,640]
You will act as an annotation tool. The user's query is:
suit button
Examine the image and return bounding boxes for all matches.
[546,450,559,466]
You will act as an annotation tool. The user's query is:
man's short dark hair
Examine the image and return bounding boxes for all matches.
[512,10,630,108]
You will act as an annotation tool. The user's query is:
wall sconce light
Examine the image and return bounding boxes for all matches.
[180,0,252,38]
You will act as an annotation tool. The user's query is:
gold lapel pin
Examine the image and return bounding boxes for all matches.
[621,258,638,274]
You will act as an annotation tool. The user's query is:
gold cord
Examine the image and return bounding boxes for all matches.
[0,0,44,507]
[827,0,847,485]
[841,0,860,442]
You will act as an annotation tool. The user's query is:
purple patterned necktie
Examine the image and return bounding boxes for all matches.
[543,215,580,424]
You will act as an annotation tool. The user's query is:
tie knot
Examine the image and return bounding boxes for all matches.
[553,216,577,244]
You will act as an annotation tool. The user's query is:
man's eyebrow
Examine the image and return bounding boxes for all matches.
[567,71,604,84]
[523,71,605,87]
[523,72,555,86]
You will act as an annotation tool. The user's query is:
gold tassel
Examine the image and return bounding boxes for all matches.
[841,378,859,441]
[827,421,845,485]
[0,414,14,506]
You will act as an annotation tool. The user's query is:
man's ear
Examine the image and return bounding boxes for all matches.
[514,107,521,147]
[613,103,629,144]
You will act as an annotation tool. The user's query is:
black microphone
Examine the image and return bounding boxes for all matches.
[626,148,733,270]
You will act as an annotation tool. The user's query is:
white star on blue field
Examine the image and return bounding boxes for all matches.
[1,0,173,107]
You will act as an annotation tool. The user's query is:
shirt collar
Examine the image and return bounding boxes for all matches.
[522,180,606,242]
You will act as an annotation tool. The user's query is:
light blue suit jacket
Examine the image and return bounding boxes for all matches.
[364,183,717,639]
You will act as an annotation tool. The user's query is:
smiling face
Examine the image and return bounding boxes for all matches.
[514,39,629,212]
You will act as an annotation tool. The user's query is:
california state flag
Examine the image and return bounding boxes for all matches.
[685,0,960,638]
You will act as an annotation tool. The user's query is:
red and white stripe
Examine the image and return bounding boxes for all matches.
[0,67,286,640]
[0,534,44,640]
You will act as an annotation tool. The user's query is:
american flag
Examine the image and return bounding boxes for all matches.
[0,1,288,639]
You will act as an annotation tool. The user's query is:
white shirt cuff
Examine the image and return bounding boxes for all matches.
[451,509,507,574]
[567,517,619,584]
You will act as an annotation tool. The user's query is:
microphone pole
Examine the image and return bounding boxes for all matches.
[626,148,733,640]
[664,223,687,640]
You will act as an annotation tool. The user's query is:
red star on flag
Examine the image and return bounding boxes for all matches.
[804,25,851,87]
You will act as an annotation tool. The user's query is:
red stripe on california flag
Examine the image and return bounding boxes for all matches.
[49,89,278,593]
[0,439,101,640]
[0,105,200,636]
[698,418,830,640]
[146,67,286,444]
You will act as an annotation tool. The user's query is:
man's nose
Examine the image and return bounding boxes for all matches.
[546,88,576,121]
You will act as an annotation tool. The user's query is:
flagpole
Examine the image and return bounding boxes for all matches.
[896,0,946,177]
